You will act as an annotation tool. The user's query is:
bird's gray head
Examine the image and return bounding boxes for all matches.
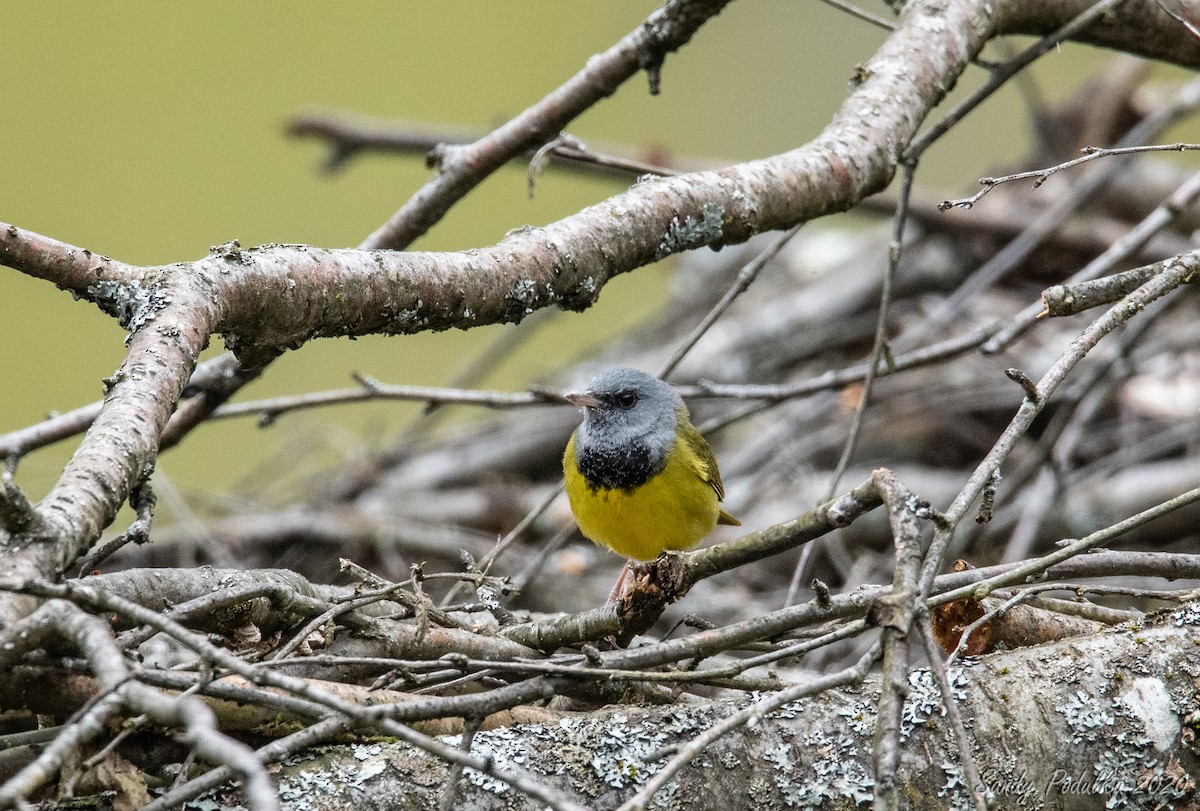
[566,368,682,488]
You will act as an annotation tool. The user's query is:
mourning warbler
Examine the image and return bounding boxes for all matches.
[562,367,740,562]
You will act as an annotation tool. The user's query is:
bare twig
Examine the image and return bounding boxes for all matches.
[910,74,1200,345]
[438,717,483,811]
[869,470,929,810]
[933,485,1200,606]
[918,250,1200,596]
[816,0,896,30]
[288,112,683,180]
[941,142,1200,210]
[659,223,803,379]
[831,169,913,495]
[360,0,732,250]
[75,469,156,576]
[917,619,990,811]
[1039,259,1200,318]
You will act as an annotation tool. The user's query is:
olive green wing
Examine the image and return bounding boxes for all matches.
[679,416,741,526]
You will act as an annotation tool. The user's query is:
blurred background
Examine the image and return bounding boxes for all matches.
[0,1,1172,510]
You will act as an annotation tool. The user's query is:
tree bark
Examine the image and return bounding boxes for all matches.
[262,616,1199,810]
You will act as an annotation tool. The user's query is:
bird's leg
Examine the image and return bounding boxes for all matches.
[606,560,634,604]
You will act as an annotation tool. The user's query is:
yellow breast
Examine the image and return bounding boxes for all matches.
[563,431,720,561]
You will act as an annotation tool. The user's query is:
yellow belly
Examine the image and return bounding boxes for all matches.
[563,433,720,561]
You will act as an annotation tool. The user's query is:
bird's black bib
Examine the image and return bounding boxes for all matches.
[575,440,665,492]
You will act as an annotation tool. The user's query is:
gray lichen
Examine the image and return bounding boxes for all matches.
[86,279,172,337]
[901,667,969,739]
[656,203,725,259]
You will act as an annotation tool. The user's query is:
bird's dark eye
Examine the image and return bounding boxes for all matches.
[615,390,638,409]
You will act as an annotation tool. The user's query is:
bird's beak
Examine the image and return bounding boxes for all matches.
[565,391,603,408]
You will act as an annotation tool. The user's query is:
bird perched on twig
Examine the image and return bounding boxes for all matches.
[562,368,739,596]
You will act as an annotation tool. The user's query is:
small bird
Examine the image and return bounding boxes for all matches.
[562,368,740,569]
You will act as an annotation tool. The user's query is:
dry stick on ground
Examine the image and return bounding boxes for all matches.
[112,581,334,651]
[16,544,1190,734]
[279,547,1200,688]
[1041,258,1200,317]
[989,591,1120,629]
[937,550,1200,591]
[933,485,1200,608]
[9,551,1190,806]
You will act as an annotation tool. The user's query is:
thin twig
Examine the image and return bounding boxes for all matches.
[289,113,684,181]
[75,470,156,576]
[816,0,896,30]
[659,224,803,379]
[941,143,1200,210]
[917,618,990,811]
[438,716,483,811]
[904,0,1125,163]
[360,0,732,250]
[870,469,929,810]
[213,377,563,424]
[918,250,1200,597]
[785,165,914,608]
[911,74,1200,347]
[932,485,1200,607]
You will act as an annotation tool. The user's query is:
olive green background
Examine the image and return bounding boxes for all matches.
[0,2,1158,506]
